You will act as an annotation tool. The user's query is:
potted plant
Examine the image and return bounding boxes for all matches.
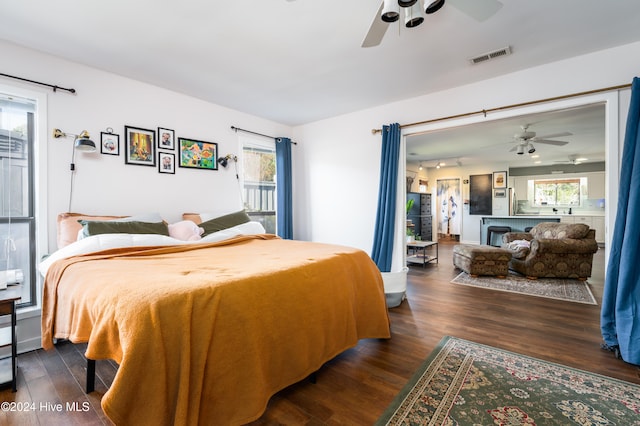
[406,198,415,216]
[406,198,416,242]
[406,228,415,243]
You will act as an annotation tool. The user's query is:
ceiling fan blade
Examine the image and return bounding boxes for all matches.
[448,0,503,22]
[509,145,519,152]
[534,132,572,140]
[362,3,389,48]
[535,139,569,146]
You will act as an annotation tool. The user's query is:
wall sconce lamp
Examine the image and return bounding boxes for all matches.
[217,154,238,168]
[53,128,97,154]
[53,128,97,211]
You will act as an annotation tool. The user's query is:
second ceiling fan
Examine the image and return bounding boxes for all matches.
[362,0,503,47]
[509,124,572,155]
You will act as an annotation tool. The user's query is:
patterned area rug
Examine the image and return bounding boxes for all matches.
[376,336,640,426]
[451,272,597,305]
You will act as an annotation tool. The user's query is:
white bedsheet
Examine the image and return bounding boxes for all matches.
[39,221,266,277]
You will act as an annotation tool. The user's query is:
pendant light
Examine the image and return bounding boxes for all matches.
[424,0,445,14]
[405,3,424,28]
[398,0,418,7]
[381,0,400,22]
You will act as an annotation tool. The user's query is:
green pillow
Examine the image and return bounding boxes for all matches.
[79,220,170,237]
[200,210,250,236]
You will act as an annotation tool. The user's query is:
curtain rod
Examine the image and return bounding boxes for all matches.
[371,83,632,134]
[0,72,76,94]
[231,126,297,144]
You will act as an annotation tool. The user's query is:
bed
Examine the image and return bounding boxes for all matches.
[39,213,391,425]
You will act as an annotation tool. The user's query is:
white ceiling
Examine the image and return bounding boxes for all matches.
[1,1,639,127]
[406,102,606,169]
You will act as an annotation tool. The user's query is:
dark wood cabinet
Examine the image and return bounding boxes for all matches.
[407,192,433,241]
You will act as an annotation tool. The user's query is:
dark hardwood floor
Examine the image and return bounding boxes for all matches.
[2,241,638,425]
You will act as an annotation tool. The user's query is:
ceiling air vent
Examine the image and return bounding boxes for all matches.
[469,46,512,65]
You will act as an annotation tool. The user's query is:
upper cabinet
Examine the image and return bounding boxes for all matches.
[512,177,528,201]
[587,172,605,199]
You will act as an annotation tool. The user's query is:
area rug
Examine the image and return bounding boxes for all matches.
[451,272,597,305]
[376,336,640,426]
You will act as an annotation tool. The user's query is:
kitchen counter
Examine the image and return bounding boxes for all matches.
[480,216,562,246]
[514,213,604,217]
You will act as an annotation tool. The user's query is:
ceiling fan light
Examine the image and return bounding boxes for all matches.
[424,0,445,14]
[398,0,418,7]
[516,145,524,155]
[381,0,400,22]
[404,3,424,28]
[527,143,535,154]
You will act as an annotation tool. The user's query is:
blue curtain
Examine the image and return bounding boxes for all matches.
[601,77,640,365]
[276,137,293,239]
[372,123,401,272]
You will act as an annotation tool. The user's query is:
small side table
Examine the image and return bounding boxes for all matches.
[0,286,21,392]
[407,241,439,267]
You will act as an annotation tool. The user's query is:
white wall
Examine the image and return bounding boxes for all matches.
[3,38,638,349]
[426,162,511,244]
[0,40,292,254]
[1,40,292,352]
[292,40,640,272]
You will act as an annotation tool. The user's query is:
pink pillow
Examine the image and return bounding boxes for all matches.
[168,220,204,241]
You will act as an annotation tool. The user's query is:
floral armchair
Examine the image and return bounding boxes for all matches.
[501,222,598,279]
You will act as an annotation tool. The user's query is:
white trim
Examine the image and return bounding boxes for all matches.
[0,82,48,351]
[397,92,621,272]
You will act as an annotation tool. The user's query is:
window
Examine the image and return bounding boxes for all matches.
[533,178,581,207]
[241,136,276,233]
[0,92,37,306]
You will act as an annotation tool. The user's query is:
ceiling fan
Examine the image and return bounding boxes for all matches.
[508,124,572,155]
[554,154,588,165]
[362,0,503,48]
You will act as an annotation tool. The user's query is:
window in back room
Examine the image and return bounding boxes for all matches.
[532,178,583,207]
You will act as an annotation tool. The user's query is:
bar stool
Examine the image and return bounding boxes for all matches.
[486,226,512,246]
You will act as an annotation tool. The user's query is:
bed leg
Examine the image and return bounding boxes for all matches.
[86,358,96,393]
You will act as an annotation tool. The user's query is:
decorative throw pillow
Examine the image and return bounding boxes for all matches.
[168,220,205,241]
[57,213,127,248]
[76,213,166,242]
[79,220,170,237]
[199,210,250,236]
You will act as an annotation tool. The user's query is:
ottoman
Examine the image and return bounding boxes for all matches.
[453,244,512,277]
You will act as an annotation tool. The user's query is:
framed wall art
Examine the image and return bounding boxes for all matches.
[178,137,218,170]
[158,152,175,174]
[436,178,461,237]
[125,125,156,166]
[494,189,506,198]
[493,171,507,189]
[100,130,120,155]
[158,127,175,150]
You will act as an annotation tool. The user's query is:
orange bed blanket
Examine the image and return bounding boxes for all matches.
[42,235,390,425]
